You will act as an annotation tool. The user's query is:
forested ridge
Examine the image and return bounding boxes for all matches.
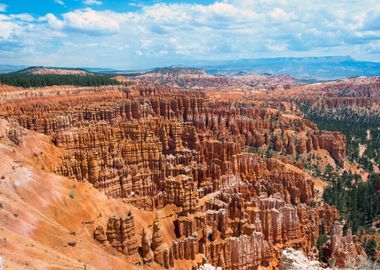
[0,73,121,88]
[323,172,380,233]
[299,102,380,171]
[300,101,380,257]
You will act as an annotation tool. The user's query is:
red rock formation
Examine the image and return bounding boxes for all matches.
[164,175,199,215]
[329,221,366,268]
[93,226,107,245]
[94,212,138,256]
[141,228,154,264]
[151,214,174,269]
[1,81,359,269]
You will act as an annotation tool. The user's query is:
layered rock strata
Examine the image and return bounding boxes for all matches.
[0,83,354,269]
[329,221,366,268]
[94,212,138,256]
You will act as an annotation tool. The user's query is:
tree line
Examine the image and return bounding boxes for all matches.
[0,74,121,88]
[323,172,380,233]
[299,102,380,172]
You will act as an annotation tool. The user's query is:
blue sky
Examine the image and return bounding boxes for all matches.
[0,0,379,69]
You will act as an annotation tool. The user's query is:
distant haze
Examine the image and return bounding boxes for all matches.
[193,56,380,80]
[2,56,379,80]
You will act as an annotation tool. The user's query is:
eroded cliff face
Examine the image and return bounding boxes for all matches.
[134,68,297,91]
[244,76,380,127]
[0,82,360,269]
[329,222,367,268]
[0,88,347,199]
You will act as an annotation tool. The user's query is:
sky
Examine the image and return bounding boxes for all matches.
[0,0,379,69]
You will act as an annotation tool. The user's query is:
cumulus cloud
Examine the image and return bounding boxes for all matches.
[10,14,34,22]
[0,19,20,40]
[84,0,102,6]
[0,12,35,40]
[63,9,124,33]
[1,0,380,68]
[40,13,64,29]
[40,9,127,34]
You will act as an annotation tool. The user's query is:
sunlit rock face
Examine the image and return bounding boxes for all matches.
[281,248,328,270]
[0,78,364,269]
[329,222,367,268]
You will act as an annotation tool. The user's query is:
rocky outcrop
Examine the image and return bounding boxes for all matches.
[151,214,174,269]
[93,226,107,245]
[170,191,338,269]
[318,132,346,167]
[329,222,366,268]
[281,248,327,270]
[94,212,138,256]
[163,175,199,215]
[141,228,154,264]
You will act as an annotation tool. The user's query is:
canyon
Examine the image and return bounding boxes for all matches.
[0,70,378,269]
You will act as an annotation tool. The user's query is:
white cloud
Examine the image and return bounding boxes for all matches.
[1,0,380,68]
[0,3,7,12]
[366,40,380,54]
[40,9,126,34]
[359,10,380,31]
[0,13,34,40]
[269,8,296,22]
[62,9,126,33]
[84,0,102,5]
[40,13,64,29]
[266,41,289,52]
[0,20,20,40]
[54,0,65,5]
[10,14,34,22]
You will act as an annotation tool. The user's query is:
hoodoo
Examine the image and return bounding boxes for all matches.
[1,1,380,268]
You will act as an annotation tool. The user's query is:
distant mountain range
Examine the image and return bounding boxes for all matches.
[0,65,26,74]
[1,56,380,80]
[192,56,380,80]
